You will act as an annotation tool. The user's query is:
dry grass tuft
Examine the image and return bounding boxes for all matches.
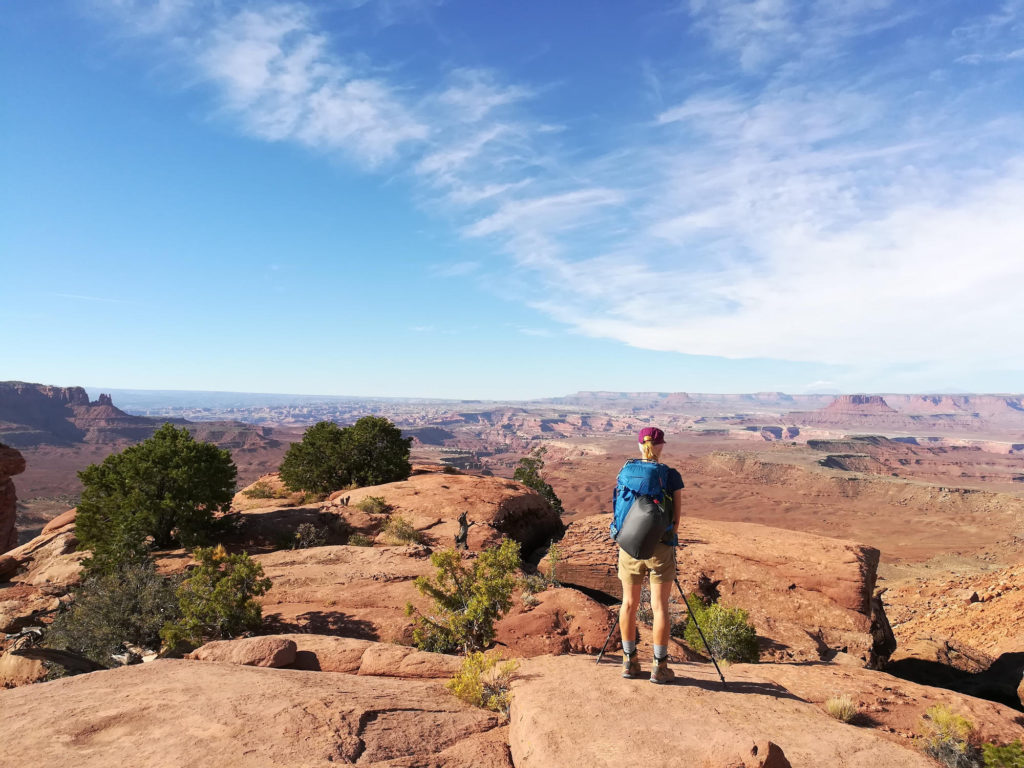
[825,694,858,723]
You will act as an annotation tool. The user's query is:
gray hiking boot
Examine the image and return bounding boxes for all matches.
[621,651,641,679]
[649,657,675,685]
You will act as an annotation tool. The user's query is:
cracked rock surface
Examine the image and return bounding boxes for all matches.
[0,659,512,767]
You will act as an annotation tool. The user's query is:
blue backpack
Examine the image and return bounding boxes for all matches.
[610,460,673,558]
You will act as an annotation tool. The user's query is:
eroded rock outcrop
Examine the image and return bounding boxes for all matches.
[543,514,891,665]
[0,519,85,637]
[324,472,564,554]
[0,443,26,555]
[0,659,514,767]
[254,546,613,659]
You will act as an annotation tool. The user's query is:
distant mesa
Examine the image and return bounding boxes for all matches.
[0,381,154,447]
[823,394,898,414]
[784,393,1024,432]
[0,381,284,453]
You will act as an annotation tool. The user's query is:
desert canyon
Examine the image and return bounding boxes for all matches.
[1,381,1022,766]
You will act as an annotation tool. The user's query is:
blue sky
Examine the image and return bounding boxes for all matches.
[2,0,1021,398]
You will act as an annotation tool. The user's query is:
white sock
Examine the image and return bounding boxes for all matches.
[653,644,668,661]
[622,640,637,655]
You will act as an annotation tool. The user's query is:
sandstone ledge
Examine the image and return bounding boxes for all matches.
[0,660,513,768]
[544,514,891,664]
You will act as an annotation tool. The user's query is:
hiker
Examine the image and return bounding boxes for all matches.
[612,427,685,684]
[454,511,469,550]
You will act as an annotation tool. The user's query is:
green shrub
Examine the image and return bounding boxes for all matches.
[406,539,521,654]
[292,522,328,549]
[825,694,858,723]
[513,446,564,515]
[681,595,759,663]
[382,515,424,545]
[545,542,562,587]
[983,741,1024,768]
[919,704,980,768]
[160,545,271,651]
[356,496,393,515]
[242,481,283,499]
[520,572,549,595]
[279,417,412,494]
[76,423,237,573]
[347,533,374,547]
[446,652,519,718]
[44,560,180,668]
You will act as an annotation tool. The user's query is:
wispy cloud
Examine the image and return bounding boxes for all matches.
[198,5,427,165]
[90,0,1024,376]
[684,0,916,74]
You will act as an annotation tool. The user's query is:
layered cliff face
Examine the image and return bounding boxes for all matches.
[785,394,1024,433]
[0,381,154,447]
[0,444,26,555]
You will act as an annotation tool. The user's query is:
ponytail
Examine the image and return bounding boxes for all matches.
[640,437,659,461]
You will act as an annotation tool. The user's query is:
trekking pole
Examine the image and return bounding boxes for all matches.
[595,605,620,664]
[673,577,727,689]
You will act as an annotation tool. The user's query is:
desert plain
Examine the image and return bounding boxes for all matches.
[1,381,1022,766]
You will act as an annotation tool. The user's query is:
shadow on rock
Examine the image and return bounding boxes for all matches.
[669,674,807,702]
[263,611,379,641]
[886,651,1024,711]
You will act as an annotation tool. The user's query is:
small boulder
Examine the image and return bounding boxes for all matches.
[187,636,297,668]
[495,587,616,656]
[0,649,46,688]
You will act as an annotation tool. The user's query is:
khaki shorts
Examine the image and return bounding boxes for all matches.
[618,542,676,585]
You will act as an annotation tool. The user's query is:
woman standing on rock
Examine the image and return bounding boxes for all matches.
[611,427,685,684]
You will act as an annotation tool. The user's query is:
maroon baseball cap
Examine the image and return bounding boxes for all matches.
[638,427,665,445]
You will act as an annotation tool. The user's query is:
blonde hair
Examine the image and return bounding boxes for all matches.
[639,437,661,461]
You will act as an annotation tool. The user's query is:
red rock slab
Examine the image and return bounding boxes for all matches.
[324,472,563,554]
[510,655,938,768]
[544,514,886,664]
[0,659,513,768]
[254,544,435,644]
[750,661,1024,745]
